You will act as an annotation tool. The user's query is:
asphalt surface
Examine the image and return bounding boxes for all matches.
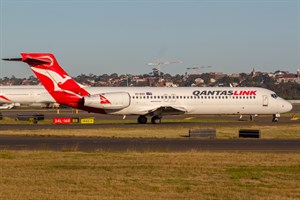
[0,108,299,152]
[0,108,298,130]
[0,136,299,152]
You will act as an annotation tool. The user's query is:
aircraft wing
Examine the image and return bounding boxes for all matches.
[147,106,187,116]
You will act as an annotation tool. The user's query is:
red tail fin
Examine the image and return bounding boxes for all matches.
[2,53,107,114]
[20,53,89,96]
[18,53,90,107]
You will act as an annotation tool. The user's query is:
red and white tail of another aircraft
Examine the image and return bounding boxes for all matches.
[3,53,292,123]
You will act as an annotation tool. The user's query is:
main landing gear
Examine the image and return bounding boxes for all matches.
[137,115,147,124]
[137,115,162,124]
[151,116,161,124]
[238,114,257,121]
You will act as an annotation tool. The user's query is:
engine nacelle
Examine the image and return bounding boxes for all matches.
[83,92,130,109]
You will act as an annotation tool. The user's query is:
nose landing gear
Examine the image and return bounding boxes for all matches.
[272,114,280,122]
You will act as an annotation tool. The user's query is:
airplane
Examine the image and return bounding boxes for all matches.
[0,85,57,108]
[2,53,293,123]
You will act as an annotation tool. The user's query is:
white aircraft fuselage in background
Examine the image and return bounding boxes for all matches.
[0,86,56,107]
[2,53,293,123]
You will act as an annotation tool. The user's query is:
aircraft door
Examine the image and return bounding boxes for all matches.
[262,95,268,107]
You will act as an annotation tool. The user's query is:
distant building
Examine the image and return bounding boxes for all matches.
[209,72,226,80]
[276,70,300,84]
[165,82,178,87]
[210,78,216,83]
[228,73,240,78]
[194,78,204,84]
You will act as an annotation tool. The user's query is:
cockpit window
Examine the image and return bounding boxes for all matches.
[271,93,278,99]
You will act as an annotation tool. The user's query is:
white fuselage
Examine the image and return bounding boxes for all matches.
[0,86,55,104]
[0,86,292,115]
[84,86,292,115]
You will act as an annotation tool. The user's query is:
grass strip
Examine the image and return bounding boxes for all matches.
[0,151,299,200]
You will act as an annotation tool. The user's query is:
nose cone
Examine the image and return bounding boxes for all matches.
[282,101,293,113]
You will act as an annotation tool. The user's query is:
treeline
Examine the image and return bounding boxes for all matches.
[0,73,299,100]
[216,74,300,100]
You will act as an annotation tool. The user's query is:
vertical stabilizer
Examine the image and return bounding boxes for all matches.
[20,53,89,96]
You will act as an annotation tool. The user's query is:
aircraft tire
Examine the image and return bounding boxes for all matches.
[151,116,161,124]
[138,115,147,124]
[272,117,279,122]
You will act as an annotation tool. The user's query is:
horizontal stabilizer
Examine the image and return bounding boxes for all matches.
[2,58,22,61]
[3,56,52,66]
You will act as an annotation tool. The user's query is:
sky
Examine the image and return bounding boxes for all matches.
[0,0,299,78]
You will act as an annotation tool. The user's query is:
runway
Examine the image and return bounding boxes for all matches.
[0,135,299,152]
[0,108,298,130]
[0,109,299,152]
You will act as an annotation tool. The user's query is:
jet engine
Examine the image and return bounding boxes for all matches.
[83,92,130,109]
